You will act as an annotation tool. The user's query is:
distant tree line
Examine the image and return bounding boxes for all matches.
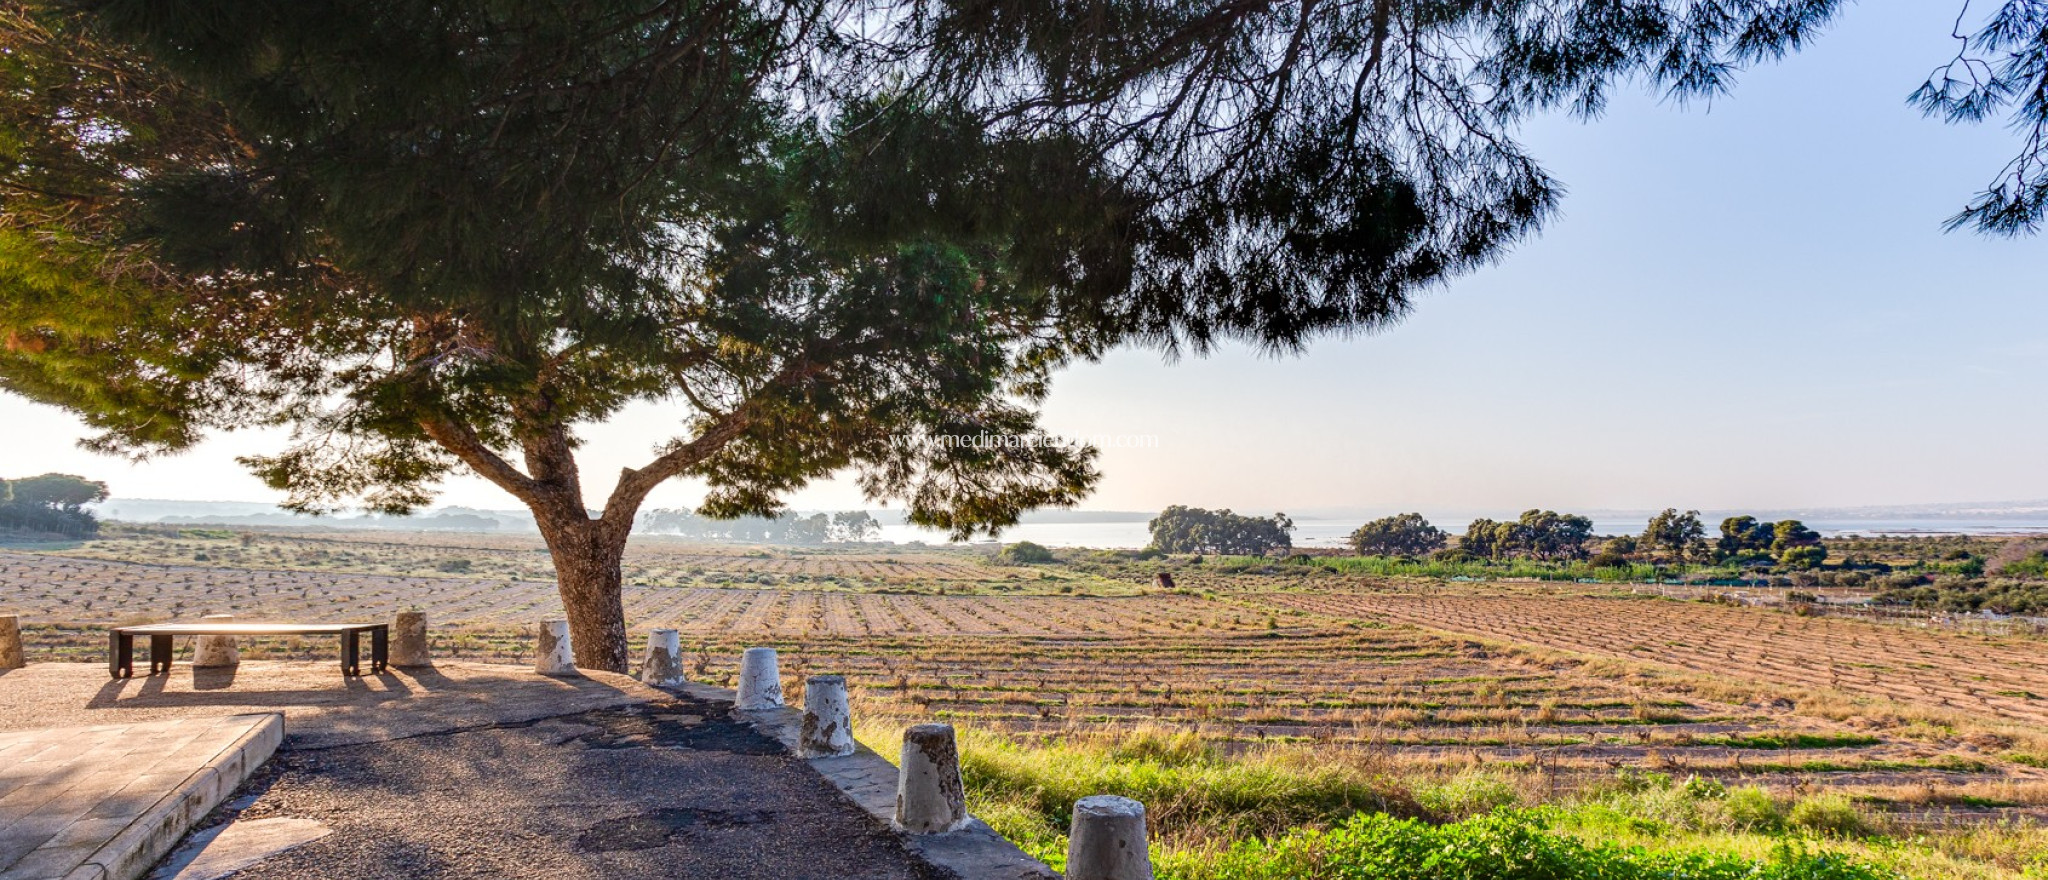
[1148,506,1294,556]
[0,473,108,538]
[639,509,880,544]
[1342,508,1830,570]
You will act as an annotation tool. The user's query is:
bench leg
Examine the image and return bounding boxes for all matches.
[149,634,174,675]
[371,626,388,673]
[109,632,133,679]
[342,631,361,676]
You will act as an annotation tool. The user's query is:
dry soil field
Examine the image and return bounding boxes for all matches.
[6,525,2047,831]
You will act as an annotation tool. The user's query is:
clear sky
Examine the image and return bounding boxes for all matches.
[4,0,2043,516]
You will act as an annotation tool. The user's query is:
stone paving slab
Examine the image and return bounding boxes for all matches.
[0,714,282,880]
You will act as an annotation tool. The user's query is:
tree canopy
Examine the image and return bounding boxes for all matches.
[1459,510,1593,561]
[0,472,107,537]
[1718,515,1777,557]
[1149,506,1294,556]
[1348,512,1447,557]
[1640,508,1707,562]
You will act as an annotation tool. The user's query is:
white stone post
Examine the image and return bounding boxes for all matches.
[735,647,783,710]
[1066,795,1152,880]
[800,675,855,757]
[0,614,22,670]
[640,629,685,686]
[535,620,576,675]
[391,611,431,668]
[193,614,240,667]
[894,723,967,833]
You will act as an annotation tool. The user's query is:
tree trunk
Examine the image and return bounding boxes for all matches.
[535,514,631,673]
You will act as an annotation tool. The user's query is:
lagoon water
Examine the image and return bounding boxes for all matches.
[879,517,2048,549]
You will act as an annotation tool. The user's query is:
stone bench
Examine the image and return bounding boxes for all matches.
[110,622,389,678]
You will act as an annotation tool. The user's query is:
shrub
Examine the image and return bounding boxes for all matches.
[1723,786,1784,832]
[995,541,1056,564]
[1779,545,1827,570]
[1787,793,1871,838]
[1415,769,1521,819]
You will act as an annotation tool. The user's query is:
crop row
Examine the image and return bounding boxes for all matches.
[0,551,1251,635]
[1260,592,2048,726]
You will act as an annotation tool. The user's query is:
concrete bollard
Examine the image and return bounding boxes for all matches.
[894,723,967,833]
[0,614,22,670]
[535,620,576,675]
[735,647,783,711]
[193,614,240,667]
[640,629,685,686]
[1066,795,1152,880]
[390,611,431,668]
[800,675,855,757]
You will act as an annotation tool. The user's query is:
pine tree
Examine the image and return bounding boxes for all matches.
[2,0,1847,669]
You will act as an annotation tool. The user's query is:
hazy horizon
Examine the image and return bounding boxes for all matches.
[6,1,2045,517]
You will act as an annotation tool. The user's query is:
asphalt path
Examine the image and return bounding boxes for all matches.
[209,692,950,880]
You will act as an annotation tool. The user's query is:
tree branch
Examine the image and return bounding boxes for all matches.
[419,415,545,507]
[600,406,755,528]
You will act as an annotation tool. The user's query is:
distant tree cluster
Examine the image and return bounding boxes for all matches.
[1455,510,1595,561]
[639,509,880,544]
[0,473,108,537]
[1348,513,1447,557]
[1337,507,1836,572]
[1712,514,1825,568]
[994,541,1057,565]
[1640,508,1708,561]
[1148,506,1293,556]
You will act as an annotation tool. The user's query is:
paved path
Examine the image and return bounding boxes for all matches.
[217,693,947,880]
[0,715,280,880]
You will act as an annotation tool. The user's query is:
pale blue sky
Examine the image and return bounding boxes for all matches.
[4,0,2043,515]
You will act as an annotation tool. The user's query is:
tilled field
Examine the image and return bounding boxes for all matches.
[1259,590,2048,727]
[38,529,1066,590]
[9,538,2048,824]
[1,550,1258,637]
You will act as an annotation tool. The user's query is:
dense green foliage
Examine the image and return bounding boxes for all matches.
[1273,554,1662,582]
[1347,513,1446,557]
[1149,507,1294,556]
[995,541,1057,564]
[1720,516,1778,556]
[1455,510,1594,561]
[1186,810,1895,880]
[1876,578,2048,615]
[0,472,106,537]
[924,726,1946,880]
[1641,509,1708,561]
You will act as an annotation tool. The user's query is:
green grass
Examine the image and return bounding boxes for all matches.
[854,723,2048,880]
[1158,809,1899,880]
[1686,732,1884,750]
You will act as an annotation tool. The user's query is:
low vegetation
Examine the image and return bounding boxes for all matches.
[856,724,2046,880]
